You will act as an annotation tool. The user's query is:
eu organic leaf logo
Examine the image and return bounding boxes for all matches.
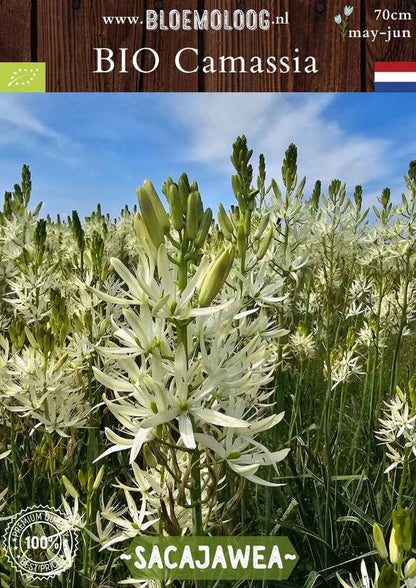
[8,67,40,88]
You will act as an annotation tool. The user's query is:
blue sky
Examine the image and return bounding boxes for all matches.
[0,93,415,218]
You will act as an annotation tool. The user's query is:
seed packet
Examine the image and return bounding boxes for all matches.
[1,3,415,587]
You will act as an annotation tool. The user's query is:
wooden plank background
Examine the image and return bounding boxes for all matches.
[0,0,33,63]
[0,0,415,91]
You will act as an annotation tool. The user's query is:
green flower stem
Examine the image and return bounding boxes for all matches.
[190,450,204,535]
[367,277,384,464]
[178,247,205,588]
[10,418,19,588]
[47,433,56,508]
[82,480,92,588]
[155,436,194,453]
[10,417,19,512]
[334,380,347,472]
[84,359,98,587]
[398,448,410,507]
[177,251,188,292]
[190,449,205,588]
[323,349,334,565]
[396,553,403,588]
[390,251,411,396]
[288,359,303,444]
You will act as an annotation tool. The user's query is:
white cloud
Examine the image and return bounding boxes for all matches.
[170,94,394,191]
[0,96,78,165]
[0,96,58,138]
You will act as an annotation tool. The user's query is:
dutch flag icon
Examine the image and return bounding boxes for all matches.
[375,62,416,92]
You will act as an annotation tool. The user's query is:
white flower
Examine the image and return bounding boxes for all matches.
[195,419,289,487]
[95,343,250,451]
[90,246,233,321]
[101,490,159,549]
[232,259,287,306]
[325,348,364,390]
[60,496,85,531]
[337,559,378,587]
[334,14,342,25]
[376,388,416,472]
[289,328,316,359]
[84,493,119,546]
[1,347,91,437]
[344,5,354,17]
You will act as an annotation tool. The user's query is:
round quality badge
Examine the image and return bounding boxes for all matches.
[3,506,78,579]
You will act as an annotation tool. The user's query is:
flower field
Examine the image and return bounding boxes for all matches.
[1,137,416,587]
